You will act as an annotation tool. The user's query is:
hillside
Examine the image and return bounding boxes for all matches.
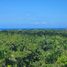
[0,30,67,67]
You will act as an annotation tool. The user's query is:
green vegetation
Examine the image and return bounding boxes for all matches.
[0,29,67,67]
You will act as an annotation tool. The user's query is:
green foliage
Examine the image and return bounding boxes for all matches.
[0,30,67,67]
[57,55,67,67]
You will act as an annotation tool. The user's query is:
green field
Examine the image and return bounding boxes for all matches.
[0,30,67,67]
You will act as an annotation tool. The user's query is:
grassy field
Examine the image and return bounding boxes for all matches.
[0,30,67,67]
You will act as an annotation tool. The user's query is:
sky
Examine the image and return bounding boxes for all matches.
[0,0,67,29]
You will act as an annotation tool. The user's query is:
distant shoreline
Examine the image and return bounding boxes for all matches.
[0,28,67,31]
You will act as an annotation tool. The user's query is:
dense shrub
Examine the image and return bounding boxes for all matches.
[0,30,67,67]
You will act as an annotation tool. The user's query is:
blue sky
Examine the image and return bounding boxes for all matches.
[0,0,67,29]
